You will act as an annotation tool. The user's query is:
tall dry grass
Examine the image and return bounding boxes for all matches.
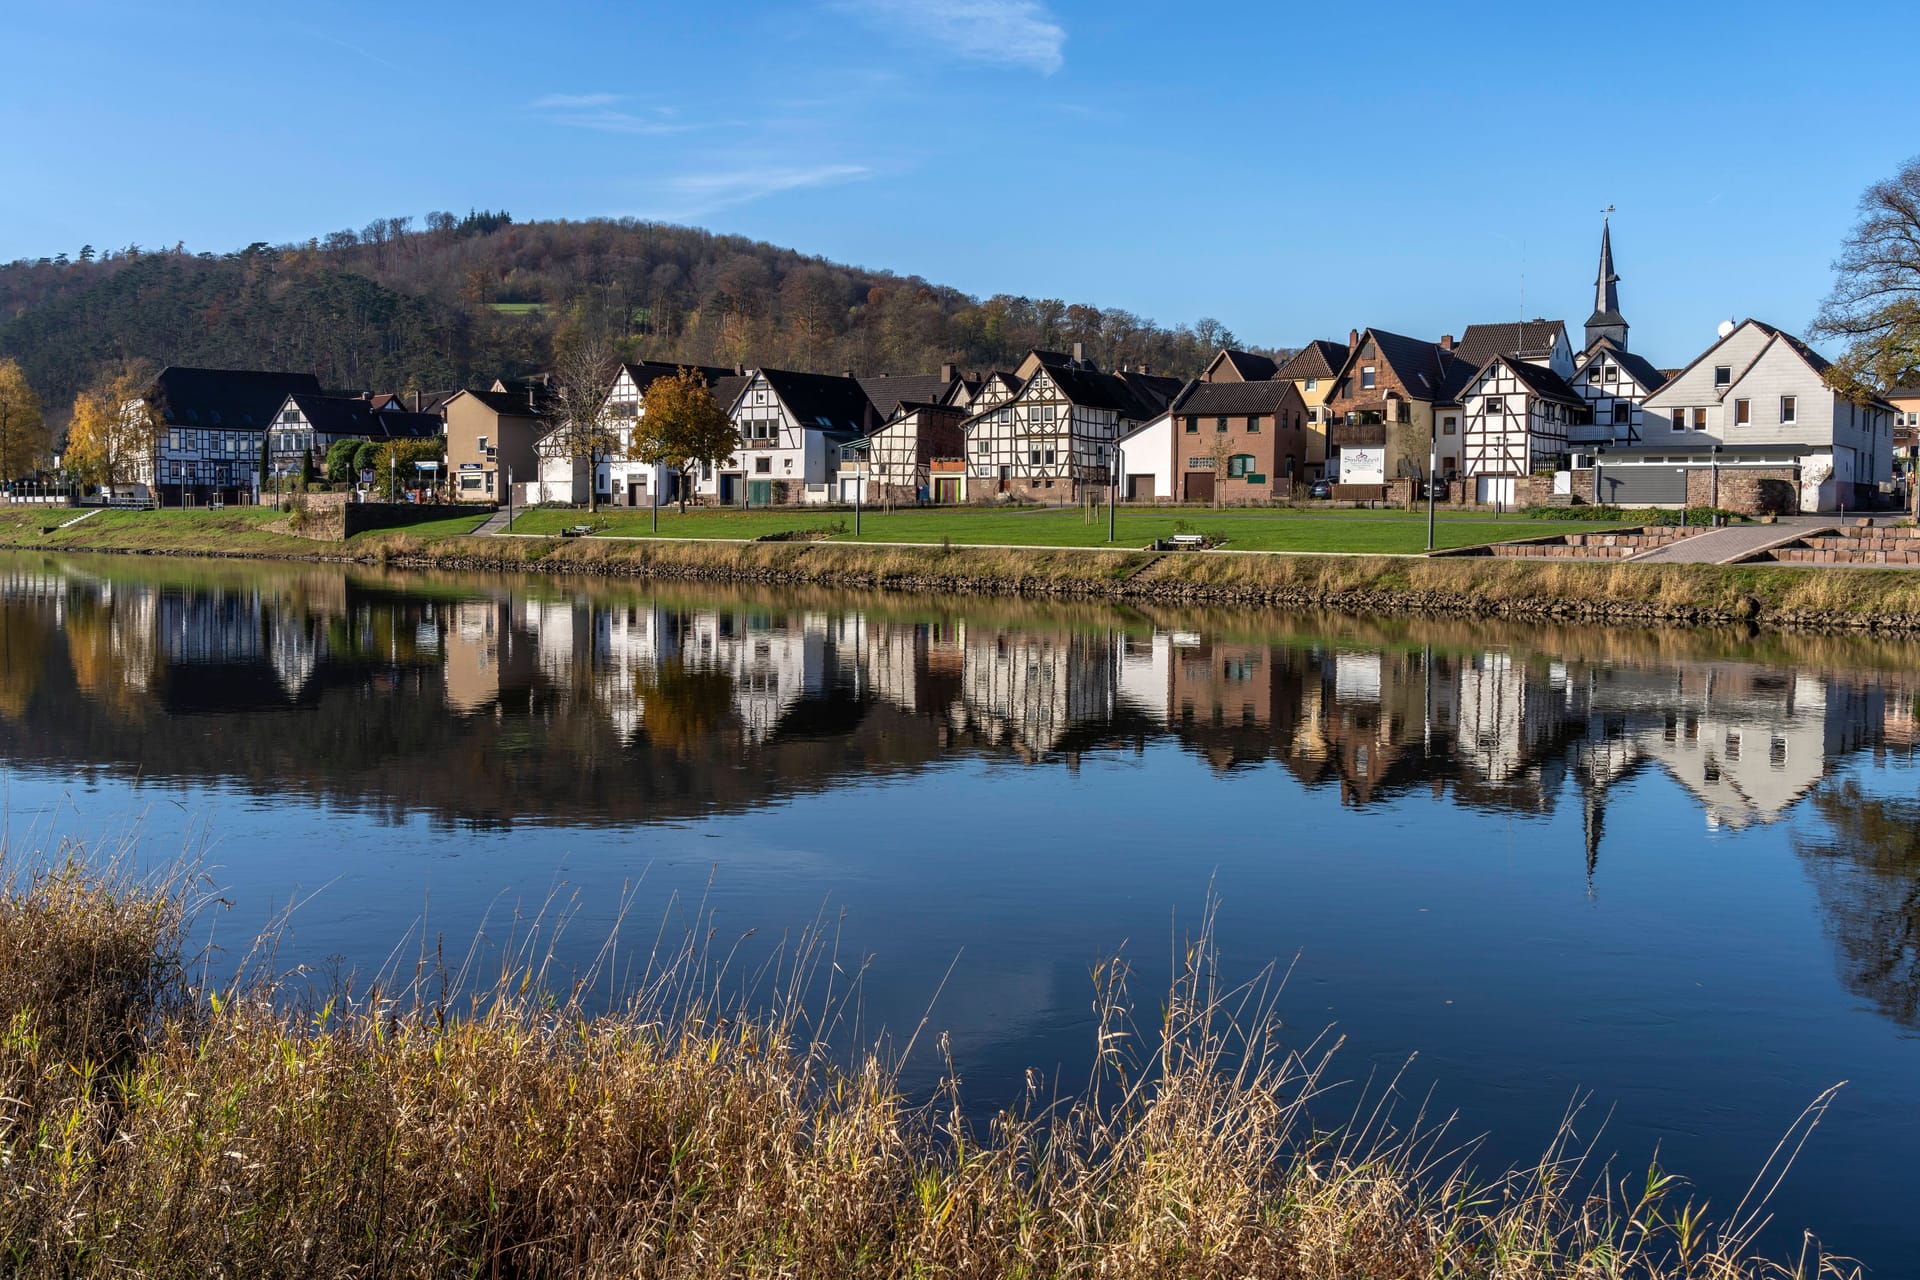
[0,858,1857,1279]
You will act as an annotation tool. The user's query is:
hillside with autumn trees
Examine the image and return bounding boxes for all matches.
[0,212,1264,427]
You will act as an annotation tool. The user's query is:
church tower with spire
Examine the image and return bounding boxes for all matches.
[1584,217,1629,353]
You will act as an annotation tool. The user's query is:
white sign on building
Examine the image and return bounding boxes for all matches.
[1339,446,1386,485]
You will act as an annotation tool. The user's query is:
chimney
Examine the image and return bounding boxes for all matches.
[1071,341,1085,365]
[1348,328,1360,350]
[1136,363,1148,375]
[939,363,955,383]
[735,363,744,376]
[1439,334,1455,351]
[844,368,855,380]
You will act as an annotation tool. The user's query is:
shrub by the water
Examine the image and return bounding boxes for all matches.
[0,853,1858,1278]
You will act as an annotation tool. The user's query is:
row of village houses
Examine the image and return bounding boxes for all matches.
[122,224,1920,515]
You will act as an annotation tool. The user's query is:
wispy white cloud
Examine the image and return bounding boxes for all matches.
[528,95,695,135]
[649,163,873,218]
[835,0,1065,74]
[529,92,624,111]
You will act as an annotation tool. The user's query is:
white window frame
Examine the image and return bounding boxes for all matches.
[1780,396,1797,425]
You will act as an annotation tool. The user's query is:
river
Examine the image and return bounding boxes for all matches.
[1,550,1916,1272]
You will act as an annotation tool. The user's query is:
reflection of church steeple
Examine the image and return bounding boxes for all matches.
[1585,215,1629,353]
[1583,779,1605,889]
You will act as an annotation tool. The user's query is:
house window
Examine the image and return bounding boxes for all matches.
[1714,365,1731,388]
[1442,416,1457,435]
[1361,366,1376,389]
[1734,398,1751,426]
[1486,396,1505,415]
[1247,415,1262,432]
[1305,378,1318,392]
[1780,396,1797,424]
[1044,448,1056,464]
[1588,369,1602,384]
[1185,416,1199,434]
[755,456,772,473]
[1216,416,1229,433]
[1605,365,1619,382]
[1227,454,1254,477]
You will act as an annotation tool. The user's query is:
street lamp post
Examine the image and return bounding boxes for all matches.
[1108,445,1124,543]
[1426,429,1438,551]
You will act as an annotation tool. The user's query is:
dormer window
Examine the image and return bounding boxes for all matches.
[1714,365,1732,388]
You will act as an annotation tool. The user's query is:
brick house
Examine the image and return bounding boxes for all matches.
[1321,328,1458,495]
[1164,379,1308,502]
[1275,340,1350,482]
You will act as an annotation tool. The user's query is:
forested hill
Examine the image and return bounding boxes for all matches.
[0,212,1263,423]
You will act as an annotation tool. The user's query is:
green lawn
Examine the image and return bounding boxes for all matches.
[360,511,492,540]
[507,505,1623,554]
[0,506,323,554]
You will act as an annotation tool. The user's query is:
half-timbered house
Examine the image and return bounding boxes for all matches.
[1564,221,1666,448]
[1457,355,1587,504]
[265,393,441,481]
[842,401,968,504]
[963,353,1179,502]
[695,368,877,505]
[535,360,739,506]
[137,367,325,505]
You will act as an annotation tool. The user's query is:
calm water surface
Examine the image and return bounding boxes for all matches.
[2,551,1917,1272]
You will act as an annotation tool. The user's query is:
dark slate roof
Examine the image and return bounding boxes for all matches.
[1886,386,1920,399]
[285,394,437,440]
[709,374,754,413]
[1170,380,1297,415]
[858,371,959,419]
[1333,328,1457,400]
[758,368,875,436]
[149,367,324,430]
[625,361,737,394]
[1276,340,1348,382]
[1452,320,1567,368]
[1580,347,1669,393]
[1497,359,1586,408]
[1115,370,1184,417]
[461,387,552,417]
[1210,349,1279,381]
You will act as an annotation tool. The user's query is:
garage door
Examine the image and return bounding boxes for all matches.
[1474,476,1516,505]
[1597,466,1686,506]
[1183,472,1214,503]
[1127,474,1156,501]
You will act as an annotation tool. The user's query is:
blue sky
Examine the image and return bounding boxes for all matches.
[3,0,1915,365]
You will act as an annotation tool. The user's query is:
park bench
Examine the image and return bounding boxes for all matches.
[560,524,595,538]
[1167,534,1207,551]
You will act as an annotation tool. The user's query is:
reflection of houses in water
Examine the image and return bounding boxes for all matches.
[954,625,1115,758]
[1576,665,1880,832]
[1117,631,1171,723]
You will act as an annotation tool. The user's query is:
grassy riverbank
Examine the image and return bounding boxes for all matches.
[8,506,1920,629]
[507,503,1625,553]
[0,855,1851,1279]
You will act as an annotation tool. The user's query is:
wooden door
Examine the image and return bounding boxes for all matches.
[1184,472,1214,504]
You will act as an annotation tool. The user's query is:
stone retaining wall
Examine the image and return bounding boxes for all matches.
[1767,524,1920,565]
[1489,527,1697,560]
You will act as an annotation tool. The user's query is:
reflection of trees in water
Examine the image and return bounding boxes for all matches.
[1799,781,1920,1031]
[637,659,738,754]
[0,600,51,720]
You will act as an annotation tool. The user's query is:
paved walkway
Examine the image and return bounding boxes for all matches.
[473,508,515,536]
[1629,522,1832,564]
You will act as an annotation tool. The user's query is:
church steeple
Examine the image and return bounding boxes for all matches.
[1585,214,1629,352]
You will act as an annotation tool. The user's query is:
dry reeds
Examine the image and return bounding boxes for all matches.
[0,858,1857,1279]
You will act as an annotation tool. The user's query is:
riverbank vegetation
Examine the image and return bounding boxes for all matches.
[9,507,1920,628]
[0,854,1855,1278]
[506,504,1630,554]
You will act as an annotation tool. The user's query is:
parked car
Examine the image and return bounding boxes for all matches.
[1307,479,1334,500]
[1417,479,1449,500]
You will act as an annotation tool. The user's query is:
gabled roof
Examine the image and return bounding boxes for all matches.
[1452,320,1568,369]
[857,371,959,419]
[1169,379,1299,415]
[450,387,552,418]
[1886,386,1920,400]
[1646,319,1829,406]
[1572,344,1668,393]
[148,367,325,429]
[1204,348,1279,382]
[753,368,875,437]
[278,393,436,440]
[1479,357,1586,408]
[977,364,1176,424]
[623,361,736,395]
[1276,340,1348,382]
[1329,328,1457,402]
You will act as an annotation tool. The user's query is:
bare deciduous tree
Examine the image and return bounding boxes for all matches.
[1810,155,1920,395]
[536,338,622,512]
